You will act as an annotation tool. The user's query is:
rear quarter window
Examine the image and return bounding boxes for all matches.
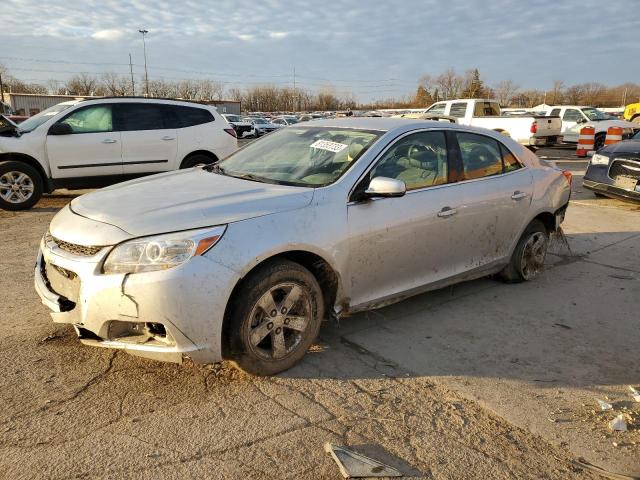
[166,105,215,128]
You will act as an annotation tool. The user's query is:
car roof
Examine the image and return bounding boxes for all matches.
[295,117,458,132]
[78,97,216,110]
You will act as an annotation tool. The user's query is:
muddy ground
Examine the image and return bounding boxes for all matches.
[0,147,638,479]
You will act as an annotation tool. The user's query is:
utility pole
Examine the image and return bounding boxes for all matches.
[129,53,135,96]
[293,66,297,112]
[139,29,149,96]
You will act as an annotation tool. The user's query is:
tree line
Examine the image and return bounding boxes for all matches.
[1,63,638,111]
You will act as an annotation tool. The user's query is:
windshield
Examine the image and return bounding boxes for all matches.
[18,103,75,133]
[253,118,269,124]
[218,127,381,187]
[582,108,611,121]
[285,118,299,124]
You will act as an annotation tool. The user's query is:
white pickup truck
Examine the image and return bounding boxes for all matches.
[425,99,562,148]
[544,105,640,150]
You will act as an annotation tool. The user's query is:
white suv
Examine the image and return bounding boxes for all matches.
[0,98,238,210]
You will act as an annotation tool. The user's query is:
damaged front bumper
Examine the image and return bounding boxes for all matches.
[34,237,239,364]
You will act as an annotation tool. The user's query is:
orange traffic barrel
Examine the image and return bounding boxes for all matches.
[604,126,623,146]
[576,126,595,157]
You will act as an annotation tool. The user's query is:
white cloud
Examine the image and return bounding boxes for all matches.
[269,31,289,39]
[236,34,254,42]
[91,29,124,41]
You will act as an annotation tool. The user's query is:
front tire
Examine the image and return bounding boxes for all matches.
[499,219,549,283]
[224,259,324,376]
[0,161,43,211]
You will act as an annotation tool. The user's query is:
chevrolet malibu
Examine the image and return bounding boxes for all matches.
[35,118,571,375]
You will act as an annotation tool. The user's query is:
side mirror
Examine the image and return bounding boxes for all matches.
[364,176,406,198]
[48,123,73,135]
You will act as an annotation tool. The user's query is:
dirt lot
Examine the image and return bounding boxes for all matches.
[1,147,638,479]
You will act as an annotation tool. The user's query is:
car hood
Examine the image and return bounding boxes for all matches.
[70,168,314,237]
[600,139,640,156]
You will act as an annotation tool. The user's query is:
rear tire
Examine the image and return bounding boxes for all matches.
[0,161,43,211]
[499,219,549,283]
[181,154,216,169]
[224,259,324,376]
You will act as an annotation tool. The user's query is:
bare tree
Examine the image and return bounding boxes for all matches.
[549,80,564,104]
[494,80,519,106]
[435,69,463,100]
[101,72,132,96]
[65,73,99,96]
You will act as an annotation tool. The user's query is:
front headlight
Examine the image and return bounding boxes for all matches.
[102,226,226,274]
[591,154,610,165]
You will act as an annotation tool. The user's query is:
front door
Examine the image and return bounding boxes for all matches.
[46,104,123,179]
[347,130,458,308]
[561,108,585,134]
[115,103,178,175]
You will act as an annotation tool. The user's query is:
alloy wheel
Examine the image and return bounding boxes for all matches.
[520,232,547,280]
[247,282,312,361]
[0,171,35,204]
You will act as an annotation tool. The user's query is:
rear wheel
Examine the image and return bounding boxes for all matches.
[0,161,43,211]
[499,220,549,283]
[224,259,324,375]
[181,154,216,169]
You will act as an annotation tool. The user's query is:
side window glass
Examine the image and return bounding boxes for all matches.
[426,103,446,115]
[550,108,561,116]
[563,109,582,122]
[118,104,165,131]
[60,105,112,133]
[175,106,214,127]
[449,103,467,118]
[456,132,503,180]
[370,131,448,190]
[500,143,522,173]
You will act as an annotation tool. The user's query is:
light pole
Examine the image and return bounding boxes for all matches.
[139,29,149,96]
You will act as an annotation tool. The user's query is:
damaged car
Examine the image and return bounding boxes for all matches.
[35,118,571,375]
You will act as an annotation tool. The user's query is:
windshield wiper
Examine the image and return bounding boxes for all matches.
[226,172,276,184]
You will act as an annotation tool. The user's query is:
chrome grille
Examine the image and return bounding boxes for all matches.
[44,232,104,256]
[609,158,640,181]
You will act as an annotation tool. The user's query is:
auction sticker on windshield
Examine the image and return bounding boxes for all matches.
[310,139,348,153]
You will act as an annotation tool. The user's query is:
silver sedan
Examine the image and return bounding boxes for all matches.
[35,118,571,375]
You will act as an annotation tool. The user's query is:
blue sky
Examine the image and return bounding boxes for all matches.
[1,0,638,101]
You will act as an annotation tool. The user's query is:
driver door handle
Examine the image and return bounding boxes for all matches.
[101,139,117,144]
[162,136,175,141]
[437,206,457,218]
[511,191,528,200]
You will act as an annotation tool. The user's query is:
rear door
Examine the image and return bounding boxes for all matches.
[115,103,178,175]
[446,131,533,273]
[46,104,123,179]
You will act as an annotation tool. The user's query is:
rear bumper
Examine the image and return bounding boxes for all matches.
[529,135,563,146]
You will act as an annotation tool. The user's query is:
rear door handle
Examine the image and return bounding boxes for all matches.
[437,206,457,218]
[162,136,175,141]
[102,139,117,144]
[511,191,528,200]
